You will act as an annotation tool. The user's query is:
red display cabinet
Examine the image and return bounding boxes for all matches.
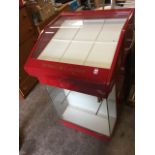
[25,9,134,140]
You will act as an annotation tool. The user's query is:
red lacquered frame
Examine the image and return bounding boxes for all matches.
[24,8,134,98]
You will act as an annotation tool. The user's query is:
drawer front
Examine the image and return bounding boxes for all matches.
[20,75,38,98]
[19,7,35,44]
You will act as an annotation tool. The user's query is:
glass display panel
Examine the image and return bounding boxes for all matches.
[36,18,126,69]
[48,84,117,136]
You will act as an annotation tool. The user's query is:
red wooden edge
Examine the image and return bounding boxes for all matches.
[59,119,111,141]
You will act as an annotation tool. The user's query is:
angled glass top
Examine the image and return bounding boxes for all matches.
[36,18,127,69]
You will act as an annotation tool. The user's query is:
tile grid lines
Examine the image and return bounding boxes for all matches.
[82,21,106,66]
[58,27,81,62]
[38,19,125,68]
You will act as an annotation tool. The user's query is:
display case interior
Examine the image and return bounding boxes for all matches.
[51,84,116,136]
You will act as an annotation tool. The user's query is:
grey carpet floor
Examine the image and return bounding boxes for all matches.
[19,84,135,155]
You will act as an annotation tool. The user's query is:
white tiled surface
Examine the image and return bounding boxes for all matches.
[97,18,126,42]
[38,39,70,61]
[38,18,126,69]
[53,28,79,40]
[61,41,93,65]
[74,20,104,41]
[52,20,80,40]
[85,42,117,68]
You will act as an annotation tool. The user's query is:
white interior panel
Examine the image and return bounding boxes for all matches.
[66,91,100,114]
[62,106,110,136]
[97,18,126,42]
[38,39,70,61]
[85,42,117,68]
[60,41,93,65]
[53,28,79,40]
[74,20,104,41]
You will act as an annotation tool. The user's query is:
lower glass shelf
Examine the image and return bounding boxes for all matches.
[62,105,116,136]
[49,84,117,137]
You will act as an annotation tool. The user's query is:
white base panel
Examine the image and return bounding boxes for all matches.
[62,105,111,136]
